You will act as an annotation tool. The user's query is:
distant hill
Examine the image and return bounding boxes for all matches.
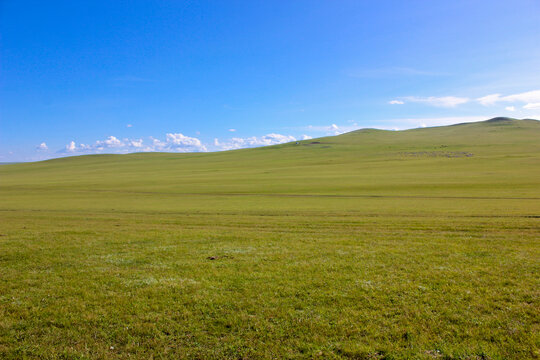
[1,118,539,202]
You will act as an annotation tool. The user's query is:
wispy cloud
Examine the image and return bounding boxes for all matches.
[523,102,540,110]
[477,94,502,106]
[401,96,470,107]
[391,89,540,110]
[501,90,540,104]
[476,90,540,109]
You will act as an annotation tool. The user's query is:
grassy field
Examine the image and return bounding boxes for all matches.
[1,118,539,359]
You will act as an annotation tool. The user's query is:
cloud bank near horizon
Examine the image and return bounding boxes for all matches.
[389,89,540,110]
[56,132,305,157]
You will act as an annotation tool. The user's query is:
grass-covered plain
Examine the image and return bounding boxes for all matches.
[1,118,539,359]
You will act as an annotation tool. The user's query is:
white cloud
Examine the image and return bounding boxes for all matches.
[214,133,296,151]
[228,129,236,132]
[505,106,516,111]
[165,133,206,150]
[149,133,207,152]
[389,100,404,105]
[504,90,540,103]
[477,90,540,109]
[301,134,312,140]
[403,96,470,107]
[63,136,125,153]
[36,142,48,151]
[150,137,166,149]
[60,133,207,155]
[128,139,143,148]
[523,102,540,110]
[477,94,502,106]
[65,141,77,152]
[96,136,123,149]
[126,124,133,128]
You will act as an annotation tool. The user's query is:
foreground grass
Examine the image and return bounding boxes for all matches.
[1,119,539,359]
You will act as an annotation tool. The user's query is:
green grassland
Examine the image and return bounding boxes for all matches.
[1,118,539,359]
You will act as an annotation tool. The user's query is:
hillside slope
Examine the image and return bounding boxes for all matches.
[1,118,539,203]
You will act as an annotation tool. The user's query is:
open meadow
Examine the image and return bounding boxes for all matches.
[1,118,539,359]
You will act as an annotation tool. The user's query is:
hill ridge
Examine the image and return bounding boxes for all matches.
[2,117,540,170]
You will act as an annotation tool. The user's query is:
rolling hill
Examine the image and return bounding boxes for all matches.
[2,117,540,203]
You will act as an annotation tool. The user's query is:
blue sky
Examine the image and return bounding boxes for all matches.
[1,0,540,161]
